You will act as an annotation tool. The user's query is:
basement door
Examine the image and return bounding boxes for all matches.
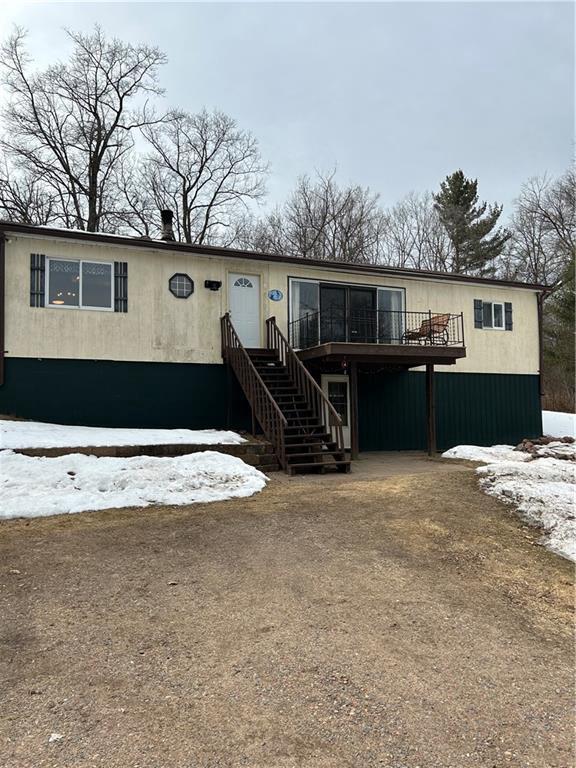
[321,374,351,449]
[229,273,261,347]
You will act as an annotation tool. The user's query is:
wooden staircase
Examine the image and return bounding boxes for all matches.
[221,314,350,475]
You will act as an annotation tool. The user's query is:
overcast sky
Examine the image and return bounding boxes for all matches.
[0,1,573,221]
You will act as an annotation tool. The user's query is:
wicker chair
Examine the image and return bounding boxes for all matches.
[402,313,451,345]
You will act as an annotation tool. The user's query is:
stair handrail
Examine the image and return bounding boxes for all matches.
[221,313,288,470]
[266,316,345,455]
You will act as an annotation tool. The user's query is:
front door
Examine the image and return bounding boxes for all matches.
[321,374,351,449]
[229,273,261,347]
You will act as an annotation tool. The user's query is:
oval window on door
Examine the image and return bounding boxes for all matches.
[233,277,253,288]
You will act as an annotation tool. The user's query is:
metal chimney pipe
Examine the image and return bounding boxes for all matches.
[160,209,175,241]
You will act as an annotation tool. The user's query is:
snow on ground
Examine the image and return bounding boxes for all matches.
[0,450,267,519]
[542,410,576,439]
[441,444,531,463]
[443,445,575,561]
[476,459,575,561]
[0,420,246,450]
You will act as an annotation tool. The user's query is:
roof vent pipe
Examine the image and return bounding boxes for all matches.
[160,209,175,241]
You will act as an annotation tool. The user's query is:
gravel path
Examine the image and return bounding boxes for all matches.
[0,458,573,767]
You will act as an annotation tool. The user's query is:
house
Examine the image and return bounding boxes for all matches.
[0,215,545,473]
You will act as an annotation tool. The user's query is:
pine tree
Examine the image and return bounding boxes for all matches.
[434,170,510,275]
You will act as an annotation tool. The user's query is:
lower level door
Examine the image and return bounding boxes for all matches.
[321,374,351,449]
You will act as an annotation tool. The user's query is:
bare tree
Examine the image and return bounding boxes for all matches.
[381,191,452,270]
[121,109,268,244]
[503,170,575,289]
[0,26,166,231]
[241,171,386,263]
[0,156,59,224]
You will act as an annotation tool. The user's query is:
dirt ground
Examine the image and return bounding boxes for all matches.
[0,454,573,768]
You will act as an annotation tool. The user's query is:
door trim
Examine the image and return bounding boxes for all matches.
[321,373,351,450]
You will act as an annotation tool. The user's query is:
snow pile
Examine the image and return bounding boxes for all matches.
[477,459,575,561]
[441,444,531,463]
[542,410,576,439]
[443,444,575,561]
[0,420,245,450]
[0,450,267,519]
[533,442,576,461]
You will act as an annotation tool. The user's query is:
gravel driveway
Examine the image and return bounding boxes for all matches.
[0,455,573,768]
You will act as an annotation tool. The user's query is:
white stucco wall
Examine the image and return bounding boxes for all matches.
[4,233,541,374]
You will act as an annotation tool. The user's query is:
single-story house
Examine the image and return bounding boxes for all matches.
[0,215,545,472]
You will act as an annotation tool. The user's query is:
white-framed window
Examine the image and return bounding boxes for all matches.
[46,258,114,311]
[482,301,505,330]
[234,277,254,288]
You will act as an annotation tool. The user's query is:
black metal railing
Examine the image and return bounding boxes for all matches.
[289,309,465,349]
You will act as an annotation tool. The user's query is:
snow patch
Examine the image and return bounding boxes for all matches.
[477,459,575,561]
[443,443,575,561]
[0,420,246,450]
[0,450,267,519]
[441,444,531,463]
[542,410,576,439]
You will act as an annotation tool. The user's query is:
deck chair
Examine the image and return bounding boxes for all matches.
[402,313,451,345]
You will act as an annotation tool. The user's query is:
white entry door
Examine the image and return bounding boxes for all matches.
[321,374,351,449]
[228,273,261,347]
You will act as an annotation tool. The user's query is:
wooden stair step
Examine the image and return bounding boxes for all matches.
[285,442,337,451]
[284,433,332,443]
[286,450,343,460]
[287,459,351,475]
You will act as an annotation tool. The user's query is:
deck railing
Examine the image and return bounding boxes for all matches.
[289,309,465,350]
[266,317,345,455]
[221,313,288,470]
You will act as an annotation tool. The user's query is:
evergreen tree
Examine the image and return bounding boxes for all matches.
[434,170,510,274]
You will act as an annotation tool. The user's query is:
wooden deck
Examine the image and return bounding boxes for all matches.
[296,342,467,367]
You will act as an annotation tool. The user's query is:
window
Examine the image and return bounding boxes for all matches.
[481,301,504,330]
[474,299,512,330]
[290,279,319,347]
[234,277,253,288]
[47,259,113,310]
[169,273,194,299]
[377,288,404,342]
[327,381,349,426]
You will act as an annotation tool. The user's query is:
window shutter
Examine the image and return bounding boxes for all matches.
[114,261,128,312]
[504,302,513,331]
[30,254,46,307]
[473,299,483,328]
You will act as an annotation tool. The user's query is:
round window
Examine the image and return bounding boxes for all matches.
[169,273,194,299]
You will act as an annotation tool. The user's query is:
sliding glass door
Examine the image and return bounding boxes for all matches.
[290,279,405,346]
[377,288,404,343]
[320,284,347,343]
[290,280,319,347]
[349,287,377,343]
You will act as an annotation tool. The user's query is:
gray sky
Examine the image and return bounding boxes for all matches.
[0,1,573,220]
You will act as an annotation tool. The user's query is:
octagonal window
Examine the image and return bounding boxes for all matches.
[169,273,194,299]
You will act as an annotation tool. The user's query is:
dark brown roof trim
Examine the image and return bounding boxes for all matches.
[0,220,548,291]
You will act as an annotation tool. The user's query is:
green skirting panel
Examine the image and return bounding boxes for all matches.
[0,357,252,431]
[358,370,542,452]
